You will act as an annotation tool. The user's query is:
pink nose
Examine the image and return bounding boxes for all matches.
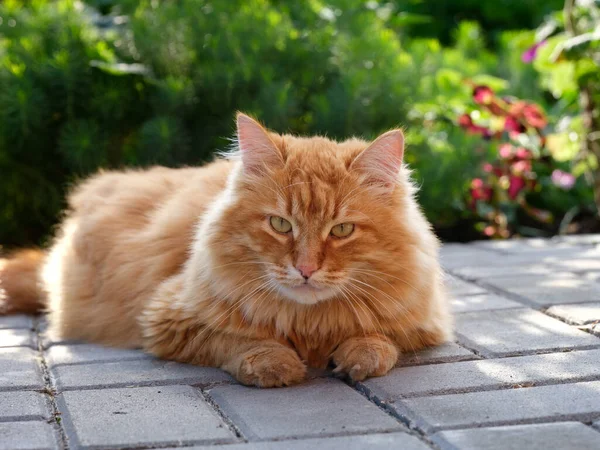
[296,264,318,279]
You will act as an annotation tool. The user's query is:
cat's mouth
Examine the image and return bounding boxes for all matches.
[277,282,337,304]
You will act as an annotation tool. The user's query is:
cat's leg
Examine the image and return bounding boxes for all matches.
[141,277,306,387]
[332,334,398,381]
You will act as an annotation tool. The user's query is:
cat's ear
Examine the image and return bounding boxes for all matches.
[351,129,404,192]
[236,113,283,175]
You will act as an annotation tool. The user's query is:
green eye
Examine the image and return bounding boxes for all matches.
[270,216,292,234]
[330,223,355,238]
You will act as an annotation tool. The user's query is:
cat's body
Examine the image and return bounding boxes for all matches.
[1,114,451,387]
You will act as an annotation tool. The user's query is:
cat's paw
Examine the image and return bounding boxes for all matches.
[332,336,398,381]
[234,345,307,388]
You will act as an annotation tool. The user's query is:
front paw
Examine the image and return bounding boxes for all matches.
[232,345,307,388]
[332,336,398,381]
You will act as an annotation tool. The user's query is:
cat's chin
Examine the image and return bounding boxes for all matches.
[277,284,337,305]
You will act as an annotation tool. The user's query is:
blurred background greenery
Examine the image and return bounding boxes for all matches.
[0,0,598,247]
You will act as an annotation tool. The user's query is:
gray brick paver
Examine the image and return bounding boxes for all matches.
[0,421,59,450]
[393,380,600,433]
[0,329,35,348]
[52,357,232,389]
[0,347,44,390]
[433,422,600,450]
[401,342,477,366]
[58,385,236,448]
[361,348,600,399]
[208,378,403,440]
[0,315,33,330]
[451,293,523,313]
[455,308,599,356]
[166,433,432,450]
[483,273,600,306]
[0,391,50,421]
[45,343,150,367]
[446,276,487,296]
[545,303,600,325]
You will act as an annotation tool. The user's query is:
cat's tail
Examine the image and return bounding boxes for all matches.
[0,249,46,315]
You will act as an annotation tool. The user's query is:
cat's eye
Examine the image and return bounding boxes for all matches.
[269,216,292,234]
[330,223,355,238]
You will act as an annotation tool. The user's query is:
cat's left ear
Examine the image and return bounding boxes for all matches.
[350,129,404,192]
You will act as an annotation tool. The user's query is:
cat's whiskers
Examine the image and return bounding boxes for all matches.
[340,284,387,345]
[345,277,409,314]
[195,278,274,351]
[345,280,418,358]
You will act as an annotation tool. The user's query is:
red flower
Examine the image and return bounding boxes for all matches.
[522,104,547,129]
[458,114,473,127]
[473,86,494,105]
[470,178,493,204]
[508,175,526,199]
[514,147,532,160]
[504,116,526,134]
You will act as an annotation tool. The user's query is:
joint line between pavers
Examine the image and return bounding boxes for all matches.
[34,316,71,450]
[424,413,600,434]
[199,388,247,442]
[348,379,440,449]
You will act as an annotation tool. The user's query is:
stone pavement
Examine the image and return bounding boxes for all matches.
[1,236,600,450]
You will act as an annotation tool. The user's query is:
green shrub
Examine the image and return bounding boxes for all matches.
[0,0,584,247]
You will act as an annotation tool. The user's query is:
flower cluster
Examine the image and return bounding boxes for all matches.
[458,84,577,238]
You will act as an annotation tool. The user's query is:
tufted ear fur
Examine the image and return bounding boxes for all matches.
[236,113,283,175]
[350,130,404,192]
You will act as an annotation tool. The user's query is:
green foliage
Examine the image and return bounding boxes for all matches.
[0,0,590,247]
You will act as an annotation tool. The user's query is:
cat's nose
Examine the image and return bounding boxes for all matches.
[296,264,318,280]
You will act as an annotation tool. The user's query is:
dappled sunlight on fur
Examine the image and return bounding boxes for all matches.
[0,113,452,387]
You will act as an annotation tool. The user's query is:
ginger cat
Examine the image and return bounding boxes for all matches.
[0,113,451,387]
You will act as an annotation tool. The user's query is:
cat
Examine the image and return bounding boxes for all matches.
[0,113,452,387]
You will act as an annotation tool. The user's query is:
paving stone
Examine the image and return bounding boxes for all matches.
[393,380,600,433]
[433,422,600,450]
[446,276,487,296]
[0,347,44,390]
[45,344,150,367]
[452,293,523,313]
[0,315,33,330]
[58,385,236,448]
[455,308,600,356]
[0,421,58,450]
[361,348,600,400]
[401,342,477,366]
[53,358,232,390]
[546,303,600,325]
[0,329,35,348]
[555,234,600,246]
[171,433,431,450]
[440,246,505,271]
[551,257,600,272]
[0,391,49,421]
[209,378,402,440]
[451,264,554,281]
[484,273,600,306]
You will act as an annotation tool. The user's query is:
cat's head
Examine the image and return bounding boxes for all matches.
[205,113,425,306]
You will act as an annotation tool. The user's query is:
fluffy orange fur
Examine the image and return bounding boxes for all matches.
[0,113,452,387]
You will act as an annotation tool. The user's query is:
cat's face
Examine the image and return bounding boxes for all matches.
[211,114,412,306]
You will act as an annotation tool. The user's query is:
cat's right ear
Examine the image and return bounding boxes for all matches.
[236,113,283,175]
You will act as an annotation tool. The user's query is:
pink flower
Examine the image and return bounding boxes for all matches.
[521,41,547,63]
[499,143,513,159]
[483,163,494,173]
[483,225,496,237]
[511,160,532,175]
[551,170,576,190]
[473,86,494,105]
[514,147,532,160]
[522,104,547,129]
